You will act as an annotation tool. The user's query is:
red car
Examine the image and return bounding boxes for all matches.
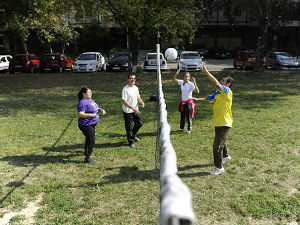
[234,51,267,70]
[9,54,40,73]
[40,53,73,72]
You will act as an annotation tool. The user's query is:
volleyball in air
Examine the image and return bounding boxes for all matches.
[164,48,178,61]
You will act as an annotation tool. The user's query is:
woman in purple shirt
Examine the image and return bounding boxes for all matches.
[77,87,106,163]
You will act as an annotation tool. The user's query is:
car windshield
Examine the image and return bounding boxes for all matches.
[147,54,163,60]
[14,55,27,61]
[181,53,200,59]
[277,53,293,59]
[111,56,128,61]
[78,54,96,60]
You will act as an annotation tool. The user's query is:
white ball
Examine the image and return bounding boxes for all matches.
[164,48,178,61]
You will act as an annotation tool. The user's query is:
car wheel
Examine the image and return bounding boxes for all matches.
[242,64,246,70]
[276,64,281,70]
[233,62,237,69]
[58,66,63,73]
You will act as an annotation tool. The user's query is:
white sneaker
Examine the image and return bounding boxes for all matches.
[222,156,231,164]
[210,167,225,175]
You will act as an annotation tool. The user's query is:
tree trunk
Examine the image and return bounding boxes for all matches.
[128,33,140,73]
[20,35,28,54]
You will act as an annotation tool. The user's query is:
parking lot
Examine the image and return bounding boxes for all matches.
[167,59,234,71]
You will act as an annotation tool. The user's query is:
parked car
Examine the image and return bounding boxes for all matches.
[0,55,12,72]
[106,52,132,72]
[144,53,167,71]
[234,51,266,70]
[195,48,208,58]
[9,54,39,73]
[178,51,203,71]
[208,46,231,59]
[266,52,300,70]
[73,52,105,72]
[40,53,73,72]
[174,46,185,57]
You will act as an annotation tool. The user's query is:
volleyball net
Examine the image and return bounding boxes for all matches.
[155,44,196,225]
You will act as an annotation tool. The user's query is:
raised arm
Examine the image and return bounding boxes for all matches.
[191,76,200,93]
[203,63,222,90]
[173,68,180,84]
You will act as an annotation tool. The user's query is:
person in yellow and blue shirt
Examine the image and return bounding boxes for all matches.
[194,63,234,175]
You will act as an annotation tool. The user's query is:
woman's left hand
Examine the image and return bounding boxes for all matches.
[191,76,196,82]
[99,108,106,115]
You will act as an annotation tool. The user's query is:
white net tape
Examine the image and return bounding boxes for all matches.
[156,44,196,225]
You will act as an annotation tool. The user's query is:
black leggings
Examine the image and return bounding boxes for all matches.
[79,124,97,157]
[180,103,192,131]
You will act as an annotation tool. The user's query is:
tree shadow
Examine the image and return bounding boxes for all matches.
[0,154,83,167]
[95,163,212,186]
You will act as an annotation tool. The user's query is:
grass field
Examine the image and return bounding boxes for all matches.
[0,69,299,225]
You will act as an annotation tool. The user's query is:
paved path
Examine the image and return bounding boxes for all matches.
[167,59,234,71]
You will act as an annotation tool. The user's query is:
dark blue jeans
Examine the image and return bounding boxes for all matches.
[79,124,97,157]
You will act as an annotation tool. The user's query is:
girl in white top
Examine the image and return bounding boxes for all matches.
[173,68,199,134]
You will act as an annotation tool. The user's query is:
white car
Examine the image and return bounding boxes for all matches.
[178,51,203,71]
[144,53,167,71]
[73,52,105,72]
[0,55,12,72]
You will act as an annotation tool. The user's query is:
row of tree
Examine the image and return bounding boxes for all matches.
[0,0,296,71]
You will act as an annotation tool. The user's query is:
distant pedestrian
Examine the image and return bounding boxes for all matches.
[194,63,234,175]
[77,87,106,163]
[173,68,199,134]
[122,74,145,148]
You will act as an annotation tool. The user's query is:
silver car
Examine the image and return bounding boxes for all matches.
[178,51,203,71]
[266,52,300,70]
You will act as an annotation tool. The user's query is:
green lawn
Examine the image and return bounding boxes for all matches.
[0,69,299,225]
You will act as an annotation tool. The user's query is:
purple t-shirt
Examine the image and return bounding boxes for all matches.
[77,99,99,126]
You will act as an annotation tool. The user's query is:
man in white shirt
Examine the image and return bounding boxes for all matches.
[122,74,145,148]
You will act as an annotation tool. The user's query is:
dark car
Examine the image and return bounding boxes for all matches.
[234,51,267,70]
[208,46,231,59]
[40,53,73,72]
[266,52,300,70]
[106,53,132,72]
[9,54,39,73]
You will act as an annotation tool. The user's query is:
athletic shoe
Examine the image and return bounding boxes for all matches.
[84,157,95,164]
[222,156,231,164]
[187,130,191,135]
[210,167,225,175]
[177,129,184,132]
[130,143,136,148]
[134,137,140,142]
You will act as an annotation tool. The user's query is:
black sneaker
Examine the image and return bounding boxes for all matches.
[84,157,95,163]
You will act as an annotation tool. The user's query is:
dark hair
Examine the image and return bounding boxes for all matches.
[225,76,234,88]
[78,87,90,101]
[128,74,136,79]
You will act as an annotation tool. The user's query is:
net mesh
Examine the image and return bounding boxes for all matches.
[155,44,196,225]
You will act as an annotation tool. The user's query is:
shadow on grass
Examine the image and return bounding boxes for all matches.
[0,118,74,205]
[96,164,212,186]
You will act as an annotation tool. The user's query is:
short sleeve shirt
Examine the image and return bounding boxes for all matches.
[77,99,99,126]
[122,85,140,113]
[207,85,233,127]
[177,80,195,101]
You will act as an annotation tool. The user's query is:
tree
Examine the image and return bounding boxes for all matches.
[0,0,79,54]
[90,0,209,72]
[235,0,296,71]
